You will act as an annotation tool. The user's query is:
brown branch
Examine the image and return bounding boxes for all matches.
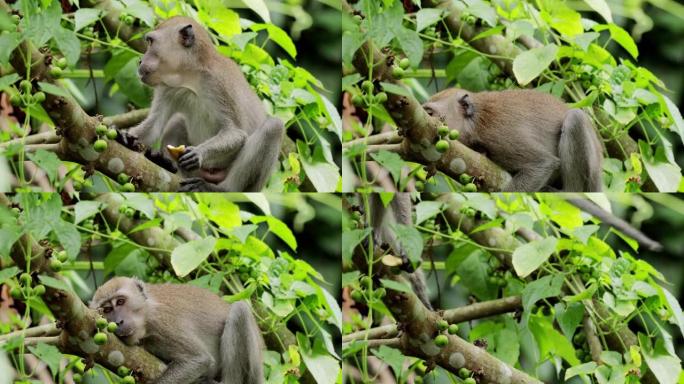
[103,109,149,128]
[583,313,603,363]
[0,131,60,148]
[343,130,402,148]
[0,323,59,342]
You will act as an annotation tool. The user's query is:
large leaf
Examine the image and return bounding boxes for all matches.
[639,333,681,384]
[512,237,558,278]
[251,216,297,250]
[297,333,340,384]
[170,237,217,277]
[521,274,564,325]
[512,44,558,86]
[341,228,371,264]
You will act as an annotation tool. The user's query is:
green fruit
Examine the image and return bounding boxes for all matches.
[72,373,82,383]
[20,80,32,93]
[124,15,135,25]
[351,289,364,302]
[362,80,374,93]
[50,258,63,272]
[437,125,449,137]
[117,173,129,184]
[20,273,32,285]
[117,366,130,376]
[56,57,68,69]
[459,173,471,184]
[74,360,86,374]
[399,57,410,70]
[415,180,425,191]
[463,183,477,192]
[10,94,21,106]
[49,66,63,78]
[352,14,362,23]
[436,319,448,331]
[435,139,449,153]
[375,287,386,299]
[122,375,136,384]
[434,334,448,347]
[93,332,108,345]
[459,367,471,379]
[125,208,135,218]
[122,183,136,192]
[106,128,118,140]
[33,284,46,296]
[464,378,477,384]
[448,130,460,140]
[72,180,83,191]
[10,286,22,299]
[107,322,118,333]
[374,92,388,103]
[33,91,46,103]
[466,15,476,24]
[93,139,108,152]
[95,124,107,135]
[391,66,404,79]
[448,324,459,334]
[351,94,364,107]
[56,250,68,262]
[11,14,20,24]
[96,317,108,330]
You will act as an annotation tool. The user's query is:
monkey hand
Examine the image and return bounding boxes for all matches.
[115,128,146,152]
[179,177,223,192]
[145,148,177,173]
[178,146,201,171]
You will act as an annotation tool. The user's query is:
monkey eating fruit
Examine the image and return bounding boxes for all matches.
[90,277,264,384]
[422,88,603,192]
[120,16,284,192]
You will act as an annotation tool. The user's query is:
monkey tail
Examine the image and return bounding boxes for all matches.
[221,301,264,384]
[559,109,603,191]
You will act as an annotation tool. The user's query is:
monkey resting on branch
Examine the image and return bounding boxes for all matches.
[118,16,284,192]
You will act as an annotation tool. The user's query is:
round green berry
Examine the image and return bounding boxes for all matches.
[117,173,129,184]
[374,287,386,299]
[56,57,68,69]
[464,378,476,384]
[56,250,68,262]
[96,317,108,330]
[20,273,32,285]
[374,92,388,103]
[124,15,135,25]
[73,360,86,373]
[463,183,477,192]
[434,334,448,347]
[20,80,32,93]
[436,319,448,331]
[351,94,364,107]
[10,94,22,107]
[50,258,63,272]
[459,367,471,379]
[399,57,410,70]
[459,173,471,184]
[351,289,364,302]
[415,180,425,191]
[106,128,118,140]
[107,322,118,333]
[122,183,136,192]
[33,284,46,296]
[448,324,459,334]
[10,286,22,299]
[122,375,135,384]
[362,80,374,93]
[448,129,460,140]
[435,139,449,153]
[48,66,63,78]
[93,139,108,152]
[391,66,404,79]
[33,91,46,103]
[93,332,108,345]
[72,180,83,191]
[95,124,107,135]
[72,373,82,383]
[437,125,449,137]
[117,366,130,376]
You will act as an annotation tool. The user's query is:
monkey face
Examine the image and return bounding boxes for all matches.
[139,18,200,87]
[91,278,148,345]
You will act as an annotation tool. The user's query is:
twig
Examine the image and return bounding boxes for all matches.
[583,313,603,363]
[103,108,150,128]
[343,131,401,148]
[0,323,59,342]
[343,337,401,350]
[0,131,60,148]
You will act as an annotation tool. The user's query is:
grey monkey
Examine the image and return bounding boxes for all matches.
[123,16,283,192]
[90,277,264,384]
[422,88,603,192]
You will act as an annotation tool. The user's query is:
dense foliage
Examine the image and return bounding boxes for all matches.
[342,0,684,192]
[342,193,684,383]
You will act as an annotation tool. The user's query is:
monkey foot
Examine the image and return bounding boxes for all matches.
[179,177,222,192]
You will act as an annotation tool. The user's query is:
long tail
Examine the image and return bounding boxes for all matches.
[221,301,264,384]
[559,109,603,191]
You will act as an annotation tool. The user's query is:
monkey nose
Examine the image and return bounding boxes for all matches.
[116,319,124,325]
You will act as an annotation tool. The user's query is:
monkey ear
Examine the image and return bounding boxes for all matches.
[458,94,475,118]
[179,24,195,48]
[134,279,148,299]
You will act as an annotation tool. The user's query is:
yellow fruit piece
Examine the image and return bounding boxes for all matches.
[166,145,186,160]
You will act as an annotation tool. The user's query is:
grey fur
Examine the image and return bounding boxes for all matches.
[90,277,264,384]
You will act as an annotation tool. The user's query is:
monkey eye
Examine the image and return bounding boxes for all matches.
[116,298,126,306]
[102,307,113,314]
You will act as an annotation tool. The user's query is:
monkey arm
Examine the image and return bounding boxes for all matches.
[178,127,247,171]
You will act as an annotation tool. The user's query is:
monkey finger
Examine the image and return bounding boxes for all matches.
[179,178,207,191]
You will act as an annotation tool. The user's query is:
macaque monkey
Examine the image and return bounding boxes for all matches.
[368,193,432,310]
[90,277,264,384]
[422,88,603,192]
[121,16,283,192]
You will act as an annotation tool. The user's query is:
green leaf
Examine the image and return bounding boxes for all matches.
[120,0,155,27]
[74,8,101,31]
[53,222,81,259]
[563,282,597,302]
[252,24,297,59]
[521,274,564,325]
[512,237,558,278]
[662,287,684,338]
[463,0,498,26]
[414,201,444,225]
[380,278,413,294]
[661,94,684,146]
[74,201,104,224]
[38,275,72,293]
[240,0,271,22]
[372,345,405,380]
[230,224,258,243]
[639,140,682,192]
[639,333,681,384]
[0,266,19,285]
[379,82,412,98]
[251,216,297,250]
[297,333,339,384]
[394,27,423,68]
[170,237,217,277]
[583,0,612,23]
[416,8,443,32]
[223,282,257,302]
[370,150,403,185]
[0,73,19,91]
[342,228,371,263]
[26,150,60,184]
[456,251,498,300]
[0,33,21,65]
[124,194,155,219]
[529,314,580,365]
[28,343,62,375]
[608,23,638,59]
[512,44,558,86]
[565,362,597,380]
[198,195,241,229]
[53,28,81,66]
[392,224,423,265]
[556,301,584,339]
[342,271,361,287]
[38,82,70,99]
[301,159,339,192]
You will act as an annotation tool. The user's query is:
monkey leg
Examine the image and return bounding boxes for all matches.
[220,301,264,384]
[559,109,603,191]
[502,156,560,192]
[217,117,284,192]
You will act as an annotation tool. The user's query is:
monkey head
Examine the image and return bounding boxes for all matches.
[90,277,149,345]
[138,16,213,88]
[422,88,475,136]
